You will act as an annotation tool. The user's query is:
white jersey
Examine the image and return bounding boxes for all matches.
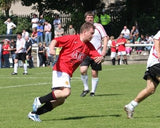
[147,31,160,68]
[90,23,107,54]
[16,38,26,53]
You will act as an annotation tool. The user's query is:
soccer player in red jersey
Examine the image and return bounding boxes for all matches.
[116,33,128,65]
[28,22,104,122]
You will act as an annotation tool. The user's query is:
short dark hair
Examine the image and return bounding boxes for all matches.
[16,32,22,36]
[84,11,94,18]
[80,22,95,33]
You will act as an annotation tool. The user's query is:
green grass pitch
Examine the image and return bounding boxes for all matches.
[1,64,160,128]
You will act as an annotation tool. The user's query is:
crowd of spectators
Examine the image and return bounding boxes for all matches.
[0,13,76,68]
[0,12,153,68]
[108,25,154,65]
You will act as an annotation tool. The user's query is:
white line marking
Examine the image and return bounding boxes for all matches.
[0,77,81,89]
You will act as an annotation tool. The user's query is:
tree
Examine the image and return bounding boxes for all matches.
[0,0,19,17]
[21,0,105,32]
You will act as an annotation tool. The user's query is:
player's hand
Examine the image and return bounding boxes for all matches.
[94,56,104,64]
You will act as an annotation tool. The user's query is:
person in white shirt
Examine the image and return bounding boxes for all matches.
[121,26,130,39]
[124,31,160,119]
[44,21,52,46]
[11,33,28,75]
[4,18,16,35]
[31,14,39,29]
[80,11,109,97]
[22,29,29,39]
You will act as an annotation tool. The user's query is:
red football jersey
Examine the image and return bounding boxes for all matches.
[53,35,101,77]
[111,40,117,52]
[117,38,126,52]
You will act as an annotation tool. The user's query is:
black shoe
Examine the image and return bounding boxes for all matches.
[80,90,89,97]
[90,92,95,97]
[23,73,28,75]
[11,72,17,75]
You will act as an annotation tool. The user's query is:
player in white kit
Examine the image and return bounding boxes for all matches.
[124,31,160,119]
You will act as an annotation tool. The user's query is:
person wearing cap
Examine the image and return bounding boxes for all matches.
[2,39,11,68]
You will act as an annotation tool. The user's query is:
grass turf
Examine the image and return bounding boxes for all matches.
[0,64,160,128]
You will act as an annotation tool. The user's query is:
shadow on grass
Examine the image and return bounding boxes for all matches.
[96,93,123,97]
[43,114,121,121]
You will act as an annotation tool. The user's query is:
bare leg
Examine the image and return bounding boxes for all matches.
[134,77,158,103]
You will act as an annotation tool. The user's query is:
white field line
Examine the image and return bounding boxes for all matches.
[0,77,81,89]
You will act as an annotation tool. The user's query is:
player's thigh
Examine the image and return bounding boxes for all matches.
[146,78,158,93]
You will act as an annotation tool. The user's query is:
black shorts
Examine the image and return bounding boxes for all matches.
[15,53,26,61]
[80,56,102,71]
[143,63,160,85]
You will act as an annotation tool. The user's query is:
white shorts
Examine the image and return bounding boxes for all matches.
[52,71,71,88]
[118,51,126,56]
[110,52,116,58]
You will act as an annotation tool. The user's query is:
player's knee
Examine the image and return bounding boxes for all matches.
[147,86,156,95]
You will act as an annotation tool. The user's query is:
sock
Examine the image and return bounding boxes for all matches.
[35,102,53,115]
[124,59,128,64]
[128,100,138,110]
[112,58,116,65]
[23,63,27,73]
[118,59,120,65]
[39,91,56,104]
[91,77,99,93]
[81,75,89,91]
[14,63,18,73]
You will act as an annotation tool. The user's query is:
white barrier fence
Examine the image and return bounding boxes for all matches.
[31,44,154,67]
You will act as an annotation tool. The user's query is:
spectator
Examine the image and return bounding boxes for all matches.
[10,39,16,67]
[93,10,99,23]
[31,14,39,29]
[116,33,128,65]
[46,46,54,67]
[0,43,2,68]
[54,24,64,38]
[44,21,52,46]
[39,15,45,26]
[31,28,38,44]
[4,18,16,35]
[68,25,76,35]
[126,40,132,55]
[38,43,46,67]
[37,22,44,44]
[100,9,111,36]
[135,34,142,54]
[121,26,130,39]
[2,39,11,68]
[130,25,139,43]
[25,36,34,68]
[22,29,29,39]
[110,36,117,65]
[145,34,153,52]
[53,15,61,30]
